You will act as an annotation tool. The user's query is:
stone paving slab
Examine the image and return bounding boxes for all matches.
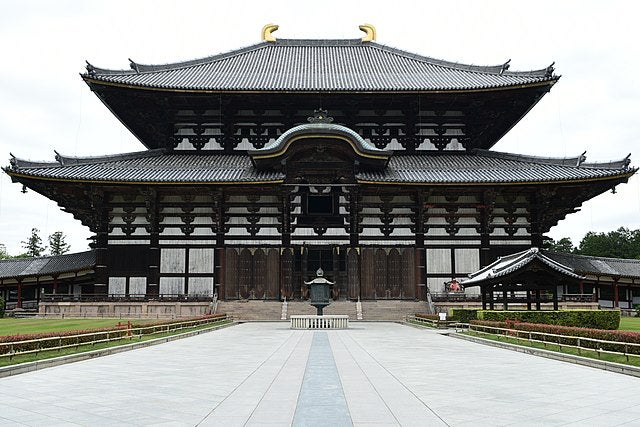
[1,322,640,426]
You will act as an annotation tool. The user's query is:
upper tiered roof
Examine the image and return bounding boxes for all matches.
[84,39,556,92]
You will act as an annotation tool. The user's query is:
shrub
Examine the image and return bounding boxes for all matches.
[448,308,479,323]
[0,313,227,355]
[476,310,620,330]
[415,313,440,321]
[471,320,640,354]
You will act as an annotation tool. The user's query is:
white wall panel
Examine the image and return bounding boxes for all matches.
[159,277,185,295]
[160,248,185,273]
[188,278,214,296]
[454,248,480,274]
[108,277,126,295]
[129,277,147,295]
[427,248,451,274]
[189,248,214,273]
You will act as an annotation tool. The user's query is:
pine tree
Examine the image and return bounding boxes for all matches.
[21,228,46,257]
[48,231,71,256]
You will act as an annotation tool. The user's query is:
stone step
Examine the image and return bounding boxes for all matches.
[217,300,428,321]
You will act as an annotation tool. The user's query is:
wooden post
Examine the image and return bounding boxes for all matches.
[526,290,532,310]
[481,287,487,310]
[502,290,508,310]
[614,280,619,308]
[17,279,23,309]
[489,289,495,310]
[535,289,541,310]
[552,286,559,310]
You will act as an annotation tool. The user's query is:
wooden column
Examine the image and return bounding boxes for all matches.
[414,190,426,301]
[144,188,160,298]
[481,287,487,310]
[489,288,495,310]
[502,290,508,310]
[215,190,227,299]
[552,286,559,310]
[16,279,23,309]
[526,290,532,310]
[614,279,620,308]
[535,289,541,310]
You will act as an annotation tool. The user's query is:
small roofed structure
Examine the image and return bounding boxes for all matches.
[462,247,585,310]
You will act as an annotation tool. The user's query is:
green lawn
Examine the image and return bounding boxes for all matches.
[619,317,640,331]
[0,318,152,337]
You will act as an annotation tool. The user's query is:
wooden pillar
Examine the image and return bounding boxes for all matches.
[535,289,541,310]
[94,232,108,296]
[16,279,23,309]
[614,280,619,308]
[526,290,532,310]
[301,247,308,299]
[552,286,559,310]
[481,287,487,310]
[502,290,508,310]
[489,288,495,310]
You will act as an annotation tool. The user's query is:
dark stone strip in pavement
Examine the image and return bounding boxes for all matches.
[293,331,352,427]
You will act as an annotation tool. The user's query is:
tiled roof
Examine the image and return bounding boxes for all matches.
[358,150,634,184]
[544,251,640,279]
[84,39,557,92]
[462,248,584,285]
[6,149,633,184]
[0,251,95,280]
[7,150,284,183]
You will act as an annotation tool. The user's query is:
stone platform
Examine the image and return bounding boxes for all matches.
[1,323,640,426]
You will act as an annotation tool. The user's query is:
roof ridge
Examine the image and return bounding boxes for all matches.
[543,249,640,263]
[474,149,632,169]
[85,42,271,76]
[55,149,165,166]
[0,250,94,264]
[366,42,553,77]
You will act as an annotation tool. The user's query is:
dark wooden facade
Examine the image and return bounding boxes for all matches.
[4,32,636,303]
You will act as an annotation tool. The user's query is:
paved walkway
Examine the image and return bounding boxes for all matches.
[1,322,640,426]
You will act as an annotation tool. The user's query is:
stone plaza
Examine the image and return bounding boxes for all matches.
[1,322,640,426]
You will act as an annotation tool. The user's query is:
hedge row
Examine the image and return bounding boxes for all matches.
[476,310,620,330]
[448,309,479,323]
[471,320,640,354]
[415,313,440,321]
[0,313,227,355]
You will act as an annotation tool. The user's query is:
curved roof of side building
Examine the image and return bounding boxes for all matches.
[83,39,558,92]
[5,149,634,185]
[462,247,585,286]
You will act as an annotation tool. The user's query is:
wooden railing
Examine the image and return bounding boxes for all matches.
[0,315,229,361]
[468,323,640,362]
[40,294,215,303]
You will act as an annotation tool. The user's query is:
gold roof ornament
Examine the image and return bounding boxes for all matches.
[359,24,376,42]
[262,24,279,42]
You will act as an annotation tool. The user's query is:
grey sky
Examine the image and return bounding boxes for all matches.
[1,0,638,255]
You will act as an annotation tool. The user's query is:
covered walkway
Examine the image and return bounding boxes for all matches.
[1,322,640,426]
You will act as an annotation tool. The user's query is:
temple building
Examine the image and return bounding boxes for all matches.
[2,25,636,311]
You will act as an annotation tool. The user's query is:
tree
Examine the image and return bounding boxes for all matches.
[0,244,10,260]
[576,227,640,259]
[48,231,70,256]
[21,228,46,257]
[544,237,575,253]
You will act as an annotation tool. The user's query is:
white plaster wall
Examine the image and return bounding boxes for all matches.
[129,277,147,295]
[159,277,185,295]
[427,248,451,274]
[108,277,126,295]
[188,248,214,273]
[160,248,186,274]
[188,277,214,296]
[454,248,480,274]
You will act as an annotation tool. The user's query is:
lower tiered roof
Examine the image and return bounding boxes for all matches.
[6,149,634,185]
